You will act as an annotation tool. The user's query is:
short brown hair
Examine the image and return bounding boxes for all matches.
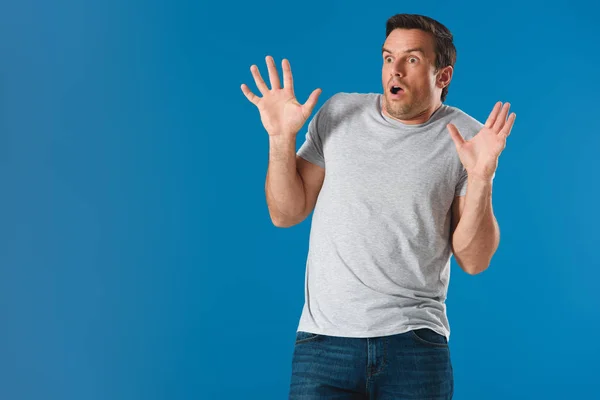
[385,14,456,102]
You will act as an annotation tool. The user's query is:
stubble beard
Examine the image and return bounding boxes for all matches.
[383,91,426,121]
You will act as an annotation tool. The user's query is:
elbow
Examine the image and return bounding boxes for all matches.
[267,203,305,228]
[456,256,492,275]
[272,219,295,228]
[453,239,499,275]
[463,263,489,275]
[271,213,303,228]
[454,251,492,275]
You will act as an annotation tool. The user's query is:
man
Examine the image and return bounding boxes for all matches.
[241,13,515,400]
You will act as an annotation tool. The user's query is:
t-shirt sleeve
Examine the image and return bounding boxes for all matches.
[296,98,331,169]
[455,168,469,197]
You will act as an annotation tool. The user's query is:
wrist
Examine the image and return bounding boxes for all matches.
[269,135,297,161]
[269,135,296,153]
[467,175,494,193]
[269,134,296,145]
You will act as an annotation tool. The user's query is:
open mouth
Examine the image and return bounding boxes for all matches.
[390,85,403,95]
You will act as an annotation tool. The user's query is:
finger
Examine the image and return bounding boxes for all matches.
[493,102,511,132]
[499,113,516,138]
[447,123,465,148]
[301,88,322,118]
[250,64,269,95]
[241,83,260,106]
[282,59,294,95]
[484,102,502,129]
[266,55,281,90]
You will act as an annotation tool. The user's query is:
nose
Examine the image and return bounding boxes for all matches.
[390,60,406,77]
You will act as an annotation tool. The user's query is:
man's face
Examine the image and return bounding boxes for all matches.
[381,29,450,122]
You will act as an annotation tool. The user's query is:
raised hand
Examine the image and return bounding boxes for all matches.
[241,56,322,138]
[447,102,516,181]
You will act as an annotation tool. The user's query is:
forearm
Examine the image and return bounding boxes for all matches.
[452,177,500,274]
[265,135,306,226]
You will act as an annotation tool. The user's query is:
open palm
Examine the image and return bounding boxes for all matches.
[447,102,516,180]
[241,56,321,138]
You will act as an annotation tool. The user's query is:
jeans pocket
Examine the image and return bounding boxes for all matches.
[410,328,448,347]
[295,331,321,344]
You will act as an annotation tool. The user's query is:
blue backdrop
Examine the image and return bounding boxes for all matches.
[0,0,598,399]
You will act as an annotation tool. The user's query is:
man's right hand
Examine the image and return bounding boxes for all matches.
[241,55,321,139]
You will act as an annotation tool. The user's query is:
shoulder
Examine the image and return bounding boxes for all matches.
[317,92,378,114]
[442,104,485,140]
[307,92,375,138]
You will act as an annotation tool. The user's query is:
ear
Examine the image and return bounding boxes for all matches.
[436,65,453,89]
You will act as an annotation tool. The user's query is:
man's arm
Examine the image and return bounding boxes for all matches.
[447,101,516,274]
[450,177,500,275]
[239,54,324,227]
[265,135,325,227]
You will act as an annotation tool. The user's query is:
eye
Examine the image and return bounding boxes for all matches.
[385,56,393,63]
[408,56,419,64]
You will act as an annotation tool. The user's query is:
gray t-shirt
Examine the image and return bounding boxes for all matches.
[295,92,485,340]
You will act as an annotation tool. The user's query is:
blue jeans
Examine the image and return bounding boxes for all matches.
[289,328,453,399]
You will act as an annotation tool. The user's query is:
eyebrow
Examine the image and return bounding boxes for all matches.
[382,47,426,56]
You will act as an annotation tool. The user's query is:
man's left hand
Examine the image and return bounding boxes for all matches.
[447,102,516,181]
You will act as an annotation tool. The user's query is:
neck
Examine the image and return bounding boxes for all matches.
[382,98,443,125]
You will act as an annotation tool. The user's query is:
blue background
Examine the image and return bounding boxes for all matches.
[0,0,598,398]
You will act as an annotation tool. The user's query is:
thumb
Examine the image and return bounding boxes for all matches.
[447,123,465,148]
[302,88,322,117]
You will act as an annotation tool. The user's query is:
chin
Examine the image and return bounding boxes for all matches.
[384,98,411,117]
